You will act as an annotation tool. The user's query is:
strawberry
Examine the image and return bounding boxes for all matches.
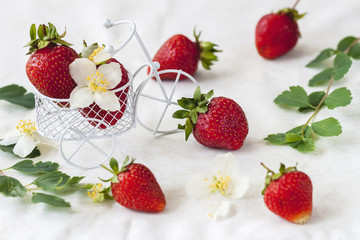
[261,163,313,224]
[101,157,166,212]
[25,23,78,99]
[255,6,305,59]
[173,87,248,150]
[148,30,221,80]
[79,57,130,129]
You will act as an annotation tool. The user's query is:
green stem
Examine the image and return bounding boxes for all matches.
[260,162,275,174]
[301,76,334,135]
[292,0,301,9]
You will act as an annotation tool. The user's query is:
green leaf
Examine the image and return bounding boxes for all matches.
[0,84,35,109]
[33,171,70,192]
[348,42,360,59]
[185,118,194,141]
[37,25,45,40]
[193,87,201,102]
[30,24,36,40]
[189,109,198,124]
[286,125,305,134]
[31,192,70,207]
[324,87,352,109]
[264,133,286,145]
[308,68,333,86]
[337,36,357,52]
[311,117,342,137]
[333,52,352,81]
[172,110,190,119]
[205,90,214,100]
[0,176,27,197]
[306,48,337,68]
[274,86,310,108]
[298,91,325,112]
[65,176,84,186]
[109,158,119,173]
[285,133,303,143]
[10,160,59,174]
[0,143,41,158]
[296,138,315,152]
[177,98,196,110]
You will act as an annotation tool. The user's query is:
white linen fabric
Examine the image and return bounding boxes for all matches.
[0,0,359,239]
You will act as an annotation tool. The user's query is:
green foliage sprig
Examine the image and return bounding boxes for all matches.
[0,160,111,207]
[265,36,359,152]
[0,84,35,109]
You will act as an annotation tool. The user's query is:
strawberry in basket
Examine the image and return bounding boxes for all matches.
[69,43,129,129]
[25,23,78,100]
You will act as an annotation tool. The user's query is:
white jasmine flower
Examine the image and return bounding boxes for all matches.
[185,153,249,220]
[0,120,51,158]
[69,58,122,111]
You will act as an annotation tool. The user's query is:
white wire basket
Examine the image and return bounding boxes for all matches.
[33,19,199,169]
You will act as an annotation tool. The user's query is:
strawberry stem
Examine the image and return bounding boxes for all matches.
[292,0,301,9]
[260,162,275,174]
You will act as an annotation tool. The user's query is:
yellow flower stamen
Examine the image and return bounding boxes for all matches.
[16,119,36,135]
[87,183,105,203]
[209,173,231,196]
[88,46,105,62]
[87,71,110,92]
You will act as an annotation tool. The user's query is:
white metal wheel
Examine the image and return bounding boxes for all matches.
[59,118,116,169]
[134,68,199,134]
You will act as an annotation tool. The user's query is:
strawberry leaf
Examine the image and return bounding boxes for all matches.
[31,192,70,207]
[10,160,59,174]
[337,36,357,52]
[324,87,352,109]
[0,176,27,197]
[311,117,342,137]
[308,68,333,86]
[0,84,35,109]
[306,48,337,68]
[285,133,303,143]
[333,52,352,80]
[264,133,286,145]
[348,42,360,59]
[274,86,310,108]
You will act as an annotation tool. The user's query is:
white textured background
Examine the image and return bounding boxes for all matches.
[0,0,359,239]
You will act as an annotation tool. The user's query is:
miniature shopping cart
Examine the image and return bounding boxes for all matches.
[33,19,199,169]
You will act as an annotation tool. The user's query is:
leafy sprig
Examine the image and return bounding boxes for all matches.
[265,36,359,152]
[0,159,106,207]
[0,84,35,109]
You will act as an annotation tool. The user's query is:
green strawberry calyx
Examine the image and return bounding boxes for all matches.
[277,8,306,21]
[172,87,214,141]
[261,163,298,195]
[194,29,222,70]
[25,22,72,55]
[100,156,135,183]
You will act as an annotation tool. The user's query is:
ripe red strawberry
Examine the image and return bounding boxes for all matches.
[255,7,305,59]
[80,58,129,129]
[148,30,221,80]
[101,157,166,212]
[25,23,78,99]
[173,87,248,150]
[261,163,313,224]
